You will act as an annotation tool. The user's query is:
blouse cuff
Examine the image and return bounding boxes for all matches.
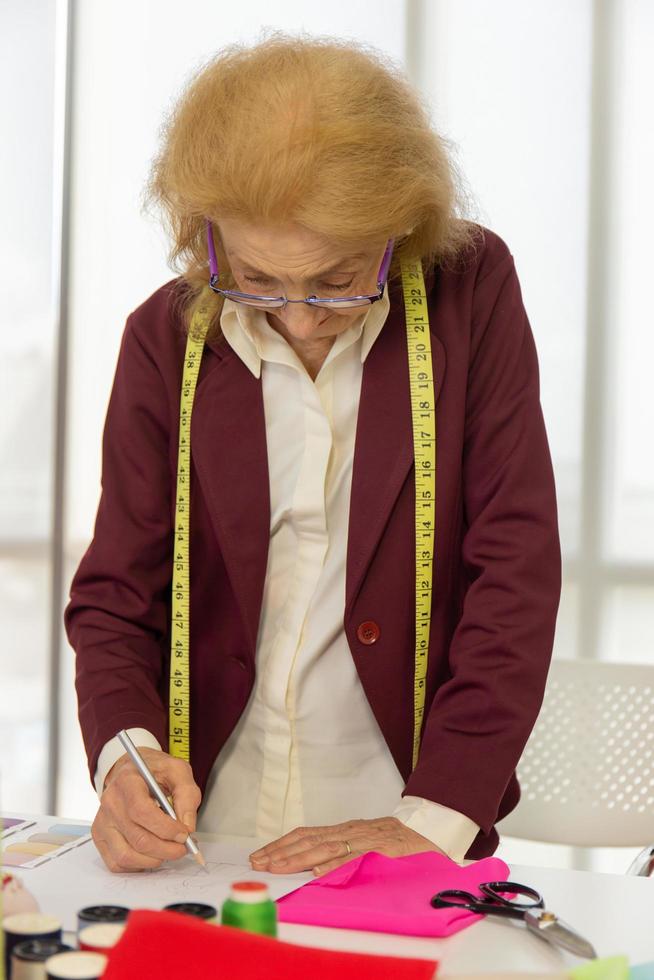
[392,795,479,863]
[94,728,163,796]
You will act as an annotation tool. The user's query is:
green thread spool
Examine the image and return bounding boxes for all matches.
[221,882,277,937]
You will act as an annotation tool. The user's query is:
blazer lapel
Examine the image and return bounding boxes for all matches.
[190,343,270,654]
[346,281,446,610]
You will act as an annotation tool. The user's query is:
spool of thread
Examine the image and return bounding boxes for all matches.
[45,951,107,980]
[76,905,129,934]
[78,923,125,953]
[2,873,40,917]
[162,902,217,923]
[220,881,277,936]
[3,915,62,980]
[11,940,73,980]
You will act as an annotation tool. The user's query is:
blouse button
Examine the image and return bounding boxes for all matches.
[357,620,380,645]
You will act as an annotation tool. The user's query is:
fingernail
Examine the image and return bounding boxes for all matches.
[182,812,195,830]
[251,856,268,866]
[175,832,188,844]
[271,858,286,867]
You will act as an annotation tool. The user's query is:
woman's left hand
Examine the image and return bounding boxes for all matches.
[249,817,445,876]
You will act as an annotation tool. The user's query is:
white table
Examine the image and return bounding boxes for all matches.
[5,821,653,974]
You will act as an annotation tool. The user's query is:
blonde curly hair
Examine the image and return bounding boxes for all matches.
[143,32,483,340]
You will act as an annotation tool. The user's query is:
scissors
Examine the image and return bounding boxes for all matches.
[431,880,597,960]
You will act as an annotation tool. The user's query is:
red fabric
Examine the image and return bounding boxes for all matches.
[101,910,437,979]
[65,226,561,857]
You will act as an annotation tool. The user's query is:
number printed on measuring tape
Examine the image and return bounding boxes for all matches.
[168,304,212,761]
[400,260,436,770]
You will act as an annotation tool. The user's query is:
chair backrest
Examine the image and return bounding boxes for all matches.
[497,658,654,847]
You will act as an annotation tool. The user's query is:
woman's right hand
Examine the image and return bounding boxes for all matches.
[92,748,202,873]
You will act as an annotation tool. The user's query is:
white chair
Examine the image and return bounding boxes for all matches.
[497,658,654,873]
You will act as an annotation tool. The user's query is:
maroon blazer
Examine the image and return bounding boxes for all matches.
[65,226,561,858]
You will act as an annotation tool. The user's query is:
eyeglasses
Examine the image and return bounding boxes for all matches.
[206,219,394,310]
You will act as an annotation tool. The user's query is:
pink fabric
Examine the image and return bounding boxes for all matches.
[277,850,510,937]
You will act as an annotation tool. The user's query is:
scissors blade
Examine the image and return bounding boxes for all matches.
[524,909,597,960]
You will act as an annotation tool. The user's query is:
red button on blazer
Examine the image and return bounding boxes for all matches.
[357,621,380,645]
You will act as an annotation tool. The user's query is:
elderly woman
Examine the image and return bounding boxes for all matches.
[65,34,560,876]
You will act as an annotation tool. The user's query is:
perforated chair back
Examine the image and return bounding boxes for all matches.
[497,658,654,847]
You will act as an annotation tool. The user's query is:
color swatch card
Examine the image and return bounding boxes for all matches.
[1,817,36,839]
[1,815,91,869]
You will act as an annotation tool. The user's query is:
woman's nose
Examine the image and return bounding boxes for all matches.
[276,299,324,326]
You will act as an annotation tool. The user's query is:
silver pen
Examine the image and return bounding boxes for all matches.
[117,729,208,873]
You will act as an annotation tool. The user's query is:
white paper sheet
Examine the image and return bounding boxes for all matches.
[15,836,311,933]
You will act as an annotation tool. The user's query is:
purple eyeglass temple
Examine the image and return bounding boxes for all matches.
[207,218,219,276]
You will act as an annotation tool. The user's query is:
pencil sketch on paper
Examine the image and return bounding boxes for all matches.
[140,860,244,897]
[95,856,298,902]
[135,857,307,903]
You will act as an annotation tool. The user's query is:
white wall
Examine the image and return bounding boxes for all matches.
[415,0,592,560]
[0,0,57,813]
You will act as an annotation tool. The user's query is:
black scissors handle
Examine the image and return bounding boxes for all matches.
[431,880,544,919]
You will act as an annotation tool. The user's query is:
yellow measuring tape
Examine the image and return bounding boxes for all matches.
[169,263,435,770]
[400,260,436,768]
[168,307,210,761]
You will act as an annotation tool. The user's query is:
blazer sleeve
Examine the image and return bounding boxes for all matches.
[404,252,562,835]
[64,315,175,782]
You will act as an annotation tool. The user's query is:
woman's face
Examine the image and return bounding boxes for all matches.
[217,218,387,344]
